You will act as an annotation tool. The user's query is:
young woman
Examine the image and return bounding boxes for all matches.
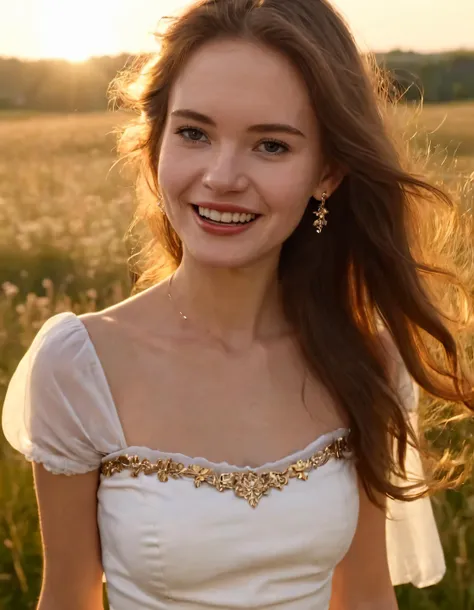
[3,0,473,609]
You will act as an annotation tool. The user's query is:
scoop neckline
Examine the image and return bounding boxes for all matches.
[102,426,352,474]
[63,311,352,473]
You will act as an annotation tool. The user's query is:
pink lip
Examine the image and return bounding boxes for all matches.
[194,202,260,215]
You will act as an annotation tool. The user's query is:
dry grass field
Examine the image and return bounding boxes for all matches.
[0,103,473,609]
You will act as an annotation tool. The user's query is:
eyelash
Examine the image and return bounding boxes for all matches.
[173,125,290,156]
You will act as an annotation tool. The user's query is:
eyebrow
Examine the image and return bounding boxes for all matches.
[170,109,306,138]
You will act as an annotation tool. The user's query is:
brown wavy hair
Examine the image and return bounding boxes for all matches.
[110,0,474,509]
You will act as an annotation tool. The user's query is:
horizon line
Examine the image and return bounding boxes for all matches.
[1,46,474,63]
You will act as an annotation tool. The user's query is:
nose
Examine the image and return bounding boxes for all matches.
[202,149,248,193]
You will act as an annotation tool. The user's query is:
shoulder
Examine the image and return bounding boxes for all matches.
[10,310,104,408]
[77,280,172,351]
[2,310,119,473]
[28,311,91,373]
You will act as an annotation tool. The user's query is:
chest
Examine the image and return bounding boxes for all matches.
[98,455,359,607]
[95,329,348,468]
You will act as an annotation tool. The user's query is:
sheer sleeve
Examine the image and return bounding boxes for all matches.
[385,356,446,588]
[2,311,124,475]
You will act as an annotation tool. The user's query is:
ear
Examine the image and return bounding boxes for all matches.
[313,163,346,200]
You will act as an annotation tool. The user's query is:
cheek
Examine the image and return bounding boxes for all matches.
[263,165,314,220]
[157,137,197,201]
[157,146,180,198]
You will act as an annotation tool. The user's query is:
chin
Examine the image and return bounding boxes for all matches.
[181,237,276,269]
[186,248,262,270]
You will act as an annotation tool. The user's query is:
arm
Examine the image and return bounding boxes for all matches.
[329,328,401,609]
[33,464,104,610]
[329,476,398,610]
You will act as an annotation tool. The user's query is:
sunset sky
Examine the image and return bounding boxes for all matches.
[1,0,473,62]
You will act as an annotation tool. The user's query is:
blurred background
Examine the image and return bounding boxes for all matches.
[0,1,473,609]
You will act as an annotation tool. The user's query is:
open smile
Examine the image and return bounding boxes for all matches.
[190,204,261,236]
[192,205,259,226]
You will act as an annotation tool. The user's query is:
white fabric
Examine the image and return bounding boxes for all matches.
[385,366,446,587]
[2,311,445,609]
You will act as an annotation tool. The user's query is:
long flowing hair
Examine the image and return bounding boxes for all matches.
[110,0,474,509]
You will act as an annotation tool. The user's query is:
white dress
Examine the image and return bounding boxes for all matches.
[2,311,446,610]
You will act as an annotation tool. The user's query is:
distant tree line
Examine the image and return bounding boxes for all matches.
[0,49,473,112]
[379,50,474,102]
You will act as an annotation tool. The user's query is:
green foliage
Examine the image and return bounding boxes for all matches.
[379,51,474,103]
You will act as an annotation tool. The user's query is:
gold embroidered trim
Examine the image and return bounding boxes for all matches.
[101,435,352,508]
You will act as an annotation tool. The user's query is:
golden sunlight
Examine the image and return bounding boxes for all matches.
[37,0,118,62]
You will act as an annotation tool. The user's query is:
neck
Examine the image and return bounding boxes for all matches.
[168,251,290,350]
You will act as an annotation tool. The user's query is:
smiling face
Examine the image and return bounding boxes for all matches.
[158,37,330,269]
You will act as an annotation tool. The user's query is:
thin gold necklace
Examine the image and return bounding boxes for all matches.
[167,273,188,321]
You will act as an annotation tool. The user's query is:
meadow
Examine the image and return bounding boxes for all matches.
[0,104,474,609]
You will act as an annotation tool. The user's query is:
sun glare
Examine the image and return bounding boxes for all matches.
[38,1,118,62]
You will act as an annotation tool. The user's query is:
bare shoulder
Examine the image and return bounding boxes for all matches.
[78,281,170,346]
[75,281,175,410]
[75,281,176,444]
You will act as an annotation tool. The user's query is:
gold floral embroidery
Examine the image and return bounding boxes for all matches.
[101,435,352,508]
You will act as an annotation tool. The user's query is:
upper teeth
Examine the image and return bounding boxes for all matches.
[198,207,256,224]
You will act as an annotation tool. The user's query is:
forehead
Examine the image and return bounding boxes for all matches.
[169,38,317,131]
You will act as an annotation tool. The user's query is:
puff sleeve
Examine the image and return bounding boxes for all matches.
[2,312,124,475]
[385,357,446,588]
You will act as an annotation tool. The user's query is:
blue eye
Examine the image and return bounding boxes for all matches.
[174,126,207,143]
[259,140,289,155]
[174,125,290,156]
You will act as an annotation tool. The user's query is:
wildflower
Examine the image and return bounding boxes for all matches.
[2,282,19,298]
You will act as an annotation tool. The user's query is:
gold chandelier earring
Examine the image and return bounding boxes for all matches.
[313,191,329,234]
